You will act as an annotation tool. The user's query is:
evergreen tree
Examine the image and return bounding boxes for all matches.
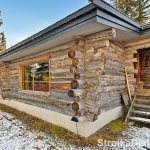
[0,11,6,51]
[111,0,135,18]
[112,0,150,25]
[134,0,150,24]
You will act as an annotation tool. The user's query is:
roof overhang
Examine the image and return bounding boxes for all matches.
[0,0,149,63]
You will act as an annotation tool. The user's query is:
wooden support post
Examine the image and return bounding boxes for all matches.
[49,57,51,95]
[19,65,23,90]
[136,52,140,70]
[125,67,132,102]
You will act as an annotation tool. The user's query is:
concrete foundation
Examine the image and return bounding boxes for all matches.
[0,99,123,137]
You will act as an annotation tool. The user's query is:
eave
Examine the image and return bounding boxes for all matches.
[0,0,146,62]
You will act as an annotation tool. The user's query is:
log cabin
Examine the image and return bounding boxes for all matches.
[0,0,150,137]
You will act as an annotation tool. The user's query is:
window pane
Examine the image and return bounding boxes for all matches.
[22,61,49,92]
[34,82,49,92]
[23,82,33,90]
[23,66,32,73]
[35,62,49,72]
[34,72,49,82]
[23,73,33,82]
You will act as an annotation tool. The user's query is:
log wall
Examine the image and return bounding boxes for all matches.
[124,37,150,95]
[0,30,128,122]
[84,34,126,121]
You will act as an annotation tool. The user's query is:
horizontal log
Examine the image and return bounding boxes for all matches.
[50,89,73,101]
[51,83,71,90]
[97,85,126,92]
[86,60,105,70]
[70,44,80,51]
[104,52,125,64]
[101,100,122,111]
[50,66,84,74]
[126,54,134,59]
[99,91,125,98]
[14,55,50,65]
[86,78,99,85]
[101,75,125,81]
[51,72,85,79]
[102,70,125,76]
[85,52,104,62]
[105,60,124,68]
[104,64,124,72]
[51,58,83,68]
[51,78,72,83]
[101,80,125,87]
[126,69,138,74]
[51,48,68,57]
[125,49,137,54]
[126,58,137,63]
[68,89,85,97]
[125,38,150,48]
[86,28,116,41]
[126,66,134,70]
[110,42,125,53]
[100,96,121,102]
[108,47,125,58]
[85,69,101,78]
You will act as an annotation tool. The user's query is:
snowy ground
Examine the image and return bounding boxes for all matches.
[0,110,77,150]
[0,110,150,150]
[99,126,150,150]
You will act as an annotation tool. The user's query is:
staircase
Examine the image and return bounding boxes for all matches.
[125,89,150,124]
[143,67,150,89]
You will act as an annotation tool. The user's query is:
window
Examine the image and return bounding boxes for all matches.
[22,62,49,92]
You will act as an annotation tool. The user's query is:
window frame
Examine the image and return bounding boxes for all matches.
[19,58,51,93]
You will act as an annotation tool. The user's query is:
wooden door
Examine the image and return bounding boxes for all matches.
[141,53,150,89]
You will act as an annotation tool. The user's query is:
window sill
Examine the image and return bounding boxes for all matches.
[18,90,50,96]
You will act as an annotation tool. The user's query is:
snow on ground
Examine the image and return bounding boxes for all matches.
[100,126,150,150]
[0,110,150,150]
[0,110,78,150]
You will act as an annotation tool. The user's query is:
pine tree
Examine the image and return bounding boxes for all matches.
[0,11,6,52]
[111,0,136,18]
[134,0,150,25]
[111,0,150,25]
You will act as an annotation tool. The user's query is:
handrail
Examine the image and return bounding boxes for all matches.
[125,94,136,123]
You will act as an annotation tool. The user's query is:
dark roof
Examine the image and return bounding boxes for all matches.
[0,0,150,60]
[93,0,140,28]
[0,4,97,59]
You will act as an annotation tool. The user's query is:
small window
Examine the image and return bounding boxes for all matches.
[22,62,49,92]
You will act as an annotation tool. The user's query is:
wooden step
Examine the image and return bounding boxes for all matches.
[143,74,150,77]
[144,78,150,80]
[144,86,150,89]
[133,104,150,109]
[137,93,150,96]
[137,91,150,96]
[129,117,150,124]
[143,79,150,81]
[136,95,150,99]
[144,80,150,83]
[137,89,150,93]
[131,110,150,117]
[144,84,150,86]
[135,98,150,103]
[143,81,150,83]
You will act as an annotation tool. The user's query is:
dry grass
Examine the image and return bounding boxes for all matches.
[91,119,128,141]
[0,103,127,146]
